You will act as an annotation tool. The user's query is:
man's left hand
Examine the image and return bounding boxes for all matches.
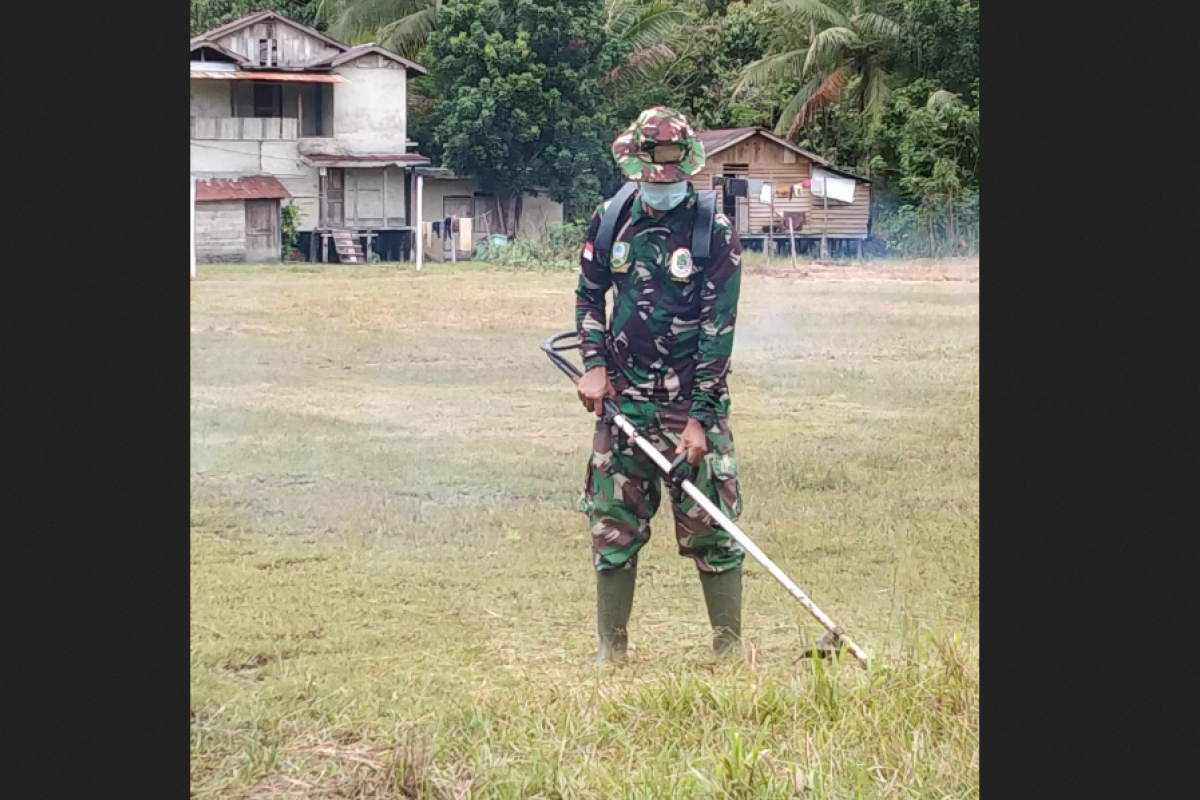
[676,419,708,467]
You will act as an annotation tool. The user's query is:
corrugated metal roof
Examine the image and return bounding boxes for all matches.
[195,175,292,202]
[301,154,431,167]
[190,70,347,82]
[696,127,869,182]
[696,127,759,154]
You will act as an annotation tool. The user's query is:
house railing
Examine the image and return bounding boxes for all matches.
[190,116,298,142]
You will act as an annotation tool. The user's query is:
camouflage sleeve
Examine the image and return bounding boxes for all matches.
[574,205,610,370]
[690,214,742,423]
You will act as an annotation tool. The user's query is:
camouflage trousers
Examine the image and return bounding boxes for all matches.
[578,397,744,574]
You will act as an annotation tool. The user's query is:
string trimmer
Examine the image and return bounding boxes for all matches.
[542,331,869,666]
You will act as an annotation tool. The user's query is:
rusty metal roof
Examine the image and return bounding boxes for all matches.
[195,175,292,202]
[301,154,431,168]
[696,127,760,154]
[190,70,346,82]
[696,127,869,182]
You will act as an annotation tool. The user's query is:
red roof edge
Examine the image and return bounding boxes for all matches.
[195,175,292,202]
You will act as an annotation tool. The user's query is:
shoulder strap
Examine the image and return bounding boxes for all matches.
[594,182,639,269]
[691,189,717,267]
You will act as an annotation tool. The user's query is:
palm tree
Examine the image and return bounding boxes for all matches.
[599,0,694,91]
[734,0,903,140]
[316,0,440,58]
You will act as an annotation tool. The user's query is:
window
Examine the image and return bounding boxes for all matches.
[783,149,796,164]
[299,84,333,137]
[233,82,284,118]
[258,38,278,67]
[253,83,281,117]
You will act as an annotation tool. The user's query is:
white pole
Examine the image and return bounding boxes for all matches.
[415,173,424,271]
[190,174,197,280]
[608,410,869,666]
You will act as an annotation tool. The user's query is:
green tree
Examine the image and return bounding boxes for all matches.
[866,78,978,255]
[190,0,324,36]
[891,0,978,94]
[672,1,772,130]
[735,0,904,139]
[426,0,620,231]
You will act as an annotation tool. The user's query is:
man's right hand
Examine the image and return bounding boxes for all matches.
[576,366,616,417]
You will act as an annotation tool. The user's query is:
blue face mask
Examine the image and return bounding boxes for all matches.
[639,181,688,211]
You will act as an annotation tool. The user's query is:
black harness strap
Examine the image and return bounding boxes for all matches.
[594,182,638,270]
[691,189,717,267]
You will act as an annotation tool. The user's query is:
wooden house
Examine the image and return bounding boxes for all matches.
[693,127,872,255]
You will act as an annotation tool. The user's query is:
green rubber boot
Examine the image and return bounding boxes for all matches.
[699,567,743,655]
[595,567,637,664]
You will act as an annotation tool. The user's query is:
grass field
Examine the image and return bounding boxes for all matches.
[191,259,979,799]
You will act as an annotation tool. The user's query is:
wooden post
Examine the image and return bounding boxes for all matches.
[404,169,413,260]
[382,167,388,230]
[821,171,830,262]
[767,178,775,264]
[190,174,196,279]
[788,218,797,268]
[415,173,425,271]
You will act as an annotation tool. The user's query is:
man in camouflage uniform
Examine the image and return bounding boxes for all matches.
[575,107,745,663]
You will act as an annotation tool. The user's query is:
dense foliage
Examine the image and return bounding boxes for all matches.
[191,0,980,256]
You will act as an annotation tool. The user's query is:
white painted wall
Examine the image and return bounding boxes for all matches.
[195,200,246,262]
[421,179,476,228]
[188,137,321,233]
[190,79,230,117]
[518,192,565,240]
[420,178,564,243]
[191,141,260,173]
[331,56,407,153]
[262,142,318,231]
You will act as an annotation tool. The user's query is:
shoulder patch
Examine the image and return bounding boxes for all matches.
[611,241,630,272]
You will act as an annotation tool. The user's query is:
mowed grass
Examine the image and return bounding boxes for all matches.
[191,260,979,799]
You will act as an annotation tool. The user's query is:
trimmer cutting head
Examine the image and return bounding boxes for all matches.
[797,629,849,660]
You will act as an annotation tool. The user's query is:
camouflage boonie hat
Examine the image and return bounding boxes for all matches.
[612,106,706,183]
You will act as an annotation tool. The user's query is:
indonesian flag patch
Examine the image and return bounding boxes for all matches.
[582,241,595,261]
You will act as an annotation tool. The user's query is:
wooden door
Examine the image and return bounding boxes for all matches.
[321,168,345,227]
[351,170,385,227]
[245,200,280,261]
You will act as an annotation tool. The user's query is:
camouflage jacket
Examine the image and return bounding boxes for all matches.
[574,184,743,426]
